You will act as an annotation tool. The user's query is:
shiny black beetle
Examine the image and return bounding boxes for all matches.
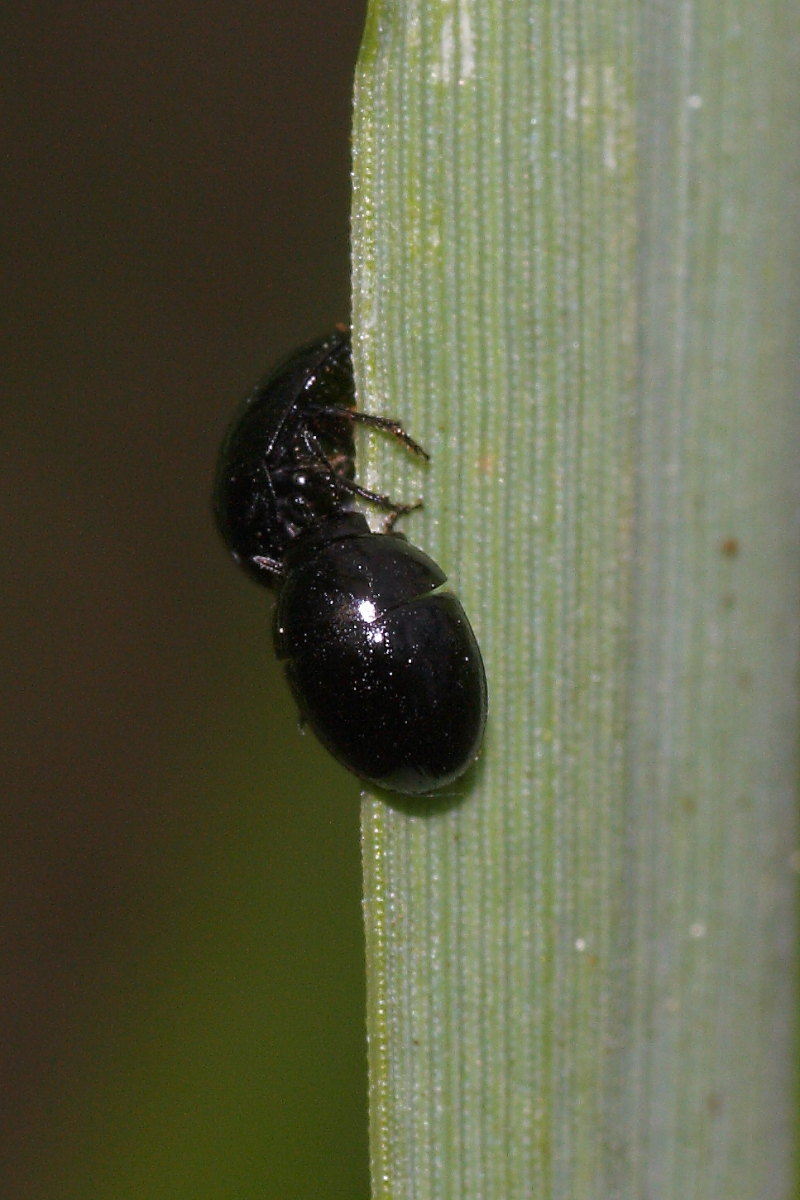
[214,329,487,794]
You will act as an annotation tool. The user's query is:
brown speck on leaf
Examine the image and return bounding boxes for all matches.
[720,537,739,557]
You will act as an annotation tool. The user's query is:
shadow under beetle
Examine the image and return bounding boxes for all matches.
[214,329,487,794]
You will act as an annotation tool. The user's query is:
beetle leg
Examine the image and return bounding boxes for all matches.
[337,477,423,529]
[300,417,422,528]
[314,406,429,460]
[298,425,361,496]
[251,553,284,579]
[380,505,419,533]
[298,424,323,459]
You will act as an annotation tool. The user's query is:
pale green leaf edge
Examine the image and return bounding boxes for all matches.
[351,2,800,1198]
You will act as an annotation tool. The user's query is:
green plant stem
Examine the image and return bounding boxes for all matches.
[351,1,799,1196]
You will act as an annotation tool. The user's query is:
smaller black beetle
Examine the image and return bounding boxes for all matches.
[214,329,487,794]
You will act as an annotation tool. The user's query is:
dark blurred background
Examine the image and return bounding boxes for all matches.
[1,3,369,1196]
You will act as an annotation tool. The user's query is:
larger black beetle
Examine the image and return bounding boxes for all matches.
[214,329,487,794]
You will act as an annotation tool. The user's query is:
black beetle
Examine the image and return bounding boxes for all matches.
[214,329,487,794]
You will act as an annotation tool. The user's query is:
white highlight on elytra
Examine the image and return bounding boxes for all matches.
[358,598,385,645]
[358,599,377,623]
